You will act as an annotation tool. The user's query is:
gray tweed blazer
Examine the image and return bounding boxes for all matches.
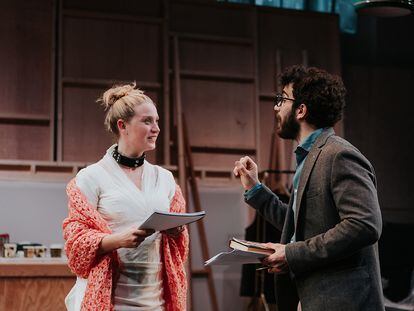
[246,128,385,311]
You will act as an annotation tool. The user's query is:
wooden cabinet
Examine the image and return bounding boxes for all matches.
[0,259,75,311]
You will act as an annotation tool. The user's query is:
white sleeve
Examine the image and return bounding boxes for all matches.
[168,172,177,202]
[75,167,100,207]
[158,167,176,202]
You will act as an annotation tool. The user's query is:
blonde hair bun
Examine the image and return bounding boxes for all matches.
[100,82,137,111]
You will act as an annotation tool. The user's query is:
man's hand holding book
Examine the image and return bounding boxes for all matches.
[260,242,288,274]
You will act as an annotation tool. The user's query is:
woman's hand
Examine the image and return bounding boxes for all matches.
[116,227,155,248]
[162,225,185,238]
[98,226,155,255]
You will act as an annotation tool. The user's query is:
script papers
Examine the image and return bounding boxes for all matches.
[139,210,205,231]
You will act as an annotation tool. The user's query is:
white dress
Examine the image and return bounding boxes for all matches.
[65,145,176,311]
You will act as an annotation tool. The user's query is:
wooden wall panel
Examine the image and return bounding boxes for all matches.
[179,40,254,76]
[171,2,253,37]
[63,17,161,82]
[0,0,53,115]
[258,9,341,94]
[258,47,304,95]
[0,124,50,160]
[342,66,372,151]
[344,64,414,223]
[181,79,255,149]
[0,0,53,161]
[192,153,256,170]
[259,99,275,168]
[0,278,74,311]
[63,0,162,17]
[62,86,112,162]
[0,0,342,177]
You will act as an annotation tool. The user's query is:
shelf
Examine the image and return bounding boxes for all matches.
[63,9,162,25]
[259,93,276,101]
[191,146,256,155]
[0,160,238,183]
[191,269,210,278]
[0,160,86,181]
[0,258,73,277]
[171,32,253,46]
[62,77,162,90]
[0,113,50,126]
[172,70,255,83]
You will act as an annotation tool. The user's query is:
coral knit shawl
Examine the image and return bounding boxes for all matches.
[63,178,189,311]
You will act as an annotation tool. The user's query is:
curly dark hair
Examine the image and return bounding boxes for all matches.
[280,65,346,128]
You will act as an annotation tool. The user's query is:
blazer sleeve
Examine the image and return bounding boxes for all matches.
[285,148,382,276]
[245,184,290,232]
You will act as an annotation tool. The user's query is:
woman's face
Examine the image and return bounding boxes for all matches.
[122,102,160,154]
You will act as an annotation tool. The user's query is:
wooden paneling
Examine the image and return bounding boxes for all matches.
[192,153,256,170]
[62,86,112,162]
[259,99,275,168]
[171,2,254,37]
[0,0,53,161]
[258,9,341,94]
[0,0,53,115]
[0,0,342,178]
[0,278,74,311]
[258,46,304,95]
[63,0,162,17]
[0,260,75,311]
[60,2,164,164]
[179,40,254,76]
[181,79,256,149]
[344,65,414,221]
[63,17,161,82]
[170,3,257,171]
[0,260,74,277]
[0,124,50,160]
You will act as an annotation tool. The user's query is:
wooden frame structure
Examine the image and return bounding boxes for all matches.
[0,0,341,184]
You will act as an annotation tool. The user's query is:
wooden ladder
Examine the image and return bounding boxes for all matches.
[183,115,219,311]
[172,34,219,311]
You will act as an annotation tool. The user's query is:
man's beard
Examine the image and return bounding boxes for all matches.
[277,107,300,140]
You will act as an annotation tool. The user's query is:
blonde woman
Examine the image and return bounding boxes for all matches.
[63,83,188,311]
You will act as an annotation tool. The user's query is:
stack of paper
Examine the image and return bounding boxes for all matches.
[205,249,269,266]
[139,210,205,231]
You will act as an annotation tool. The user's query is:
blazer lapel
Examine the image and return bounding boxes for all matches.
[294,128,335,230]
[281,194,295,244]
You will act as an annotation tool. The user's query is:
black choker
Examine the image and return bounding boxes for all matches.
[112,146,145,168]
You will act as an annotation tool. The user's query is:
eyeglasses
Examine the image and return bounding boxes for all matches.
[275,94,295,107]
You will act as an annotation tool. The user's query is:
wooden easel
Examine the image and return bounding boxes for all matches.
[172,34,219,311]
[183,115,219,311]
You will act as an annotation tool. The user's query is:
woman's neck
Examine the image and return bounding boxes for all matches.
[117,141,143,158]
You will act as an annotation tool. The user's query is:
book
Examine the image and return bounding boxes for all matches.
[139,210,206,231]
[204,238,274,266]
[229,238,274,256]
[205,249,268,266]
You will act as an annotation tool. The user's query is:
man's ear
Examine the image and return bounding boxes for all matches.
[296,103,307,120]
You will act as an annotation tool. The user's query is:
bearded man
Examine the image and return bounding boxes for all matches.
[233,66,384,311]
